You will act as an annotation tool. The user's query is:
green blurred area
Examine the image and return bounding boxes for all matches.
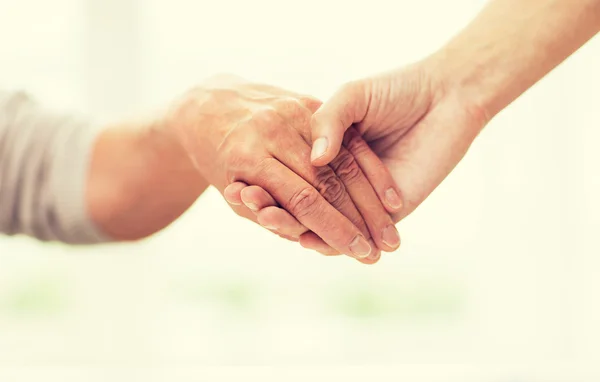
[0,272,464,321]
[327,282,464,320]
[173,276,464,321]
[174,279,261,314]
[0,277,67,317]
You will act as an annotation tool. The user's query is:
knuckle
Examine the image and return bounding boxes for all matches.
[251,108,284,139]
[251,156,280,184]
[276,98,311,122]
[275,97,302,110]
[226,155,277,188]
[251,107,281,126]
[297,95,323,113]
[219,110,279,174]
[287,187,321,219]
[220,139,264,183]
[221,139,254,167]
[330,151,363,184]
[295,107,312,127]
[343,129,370,156]
[314,169,347,206]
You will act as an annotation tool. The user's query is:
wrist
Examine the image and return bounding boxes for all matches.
[414,51,493,137]
[425,46,499,126]
[87,117,208,241]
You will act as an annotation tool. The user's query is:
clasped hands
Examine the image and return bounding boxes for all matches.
[163,62,487,264]
[164,76,398,264]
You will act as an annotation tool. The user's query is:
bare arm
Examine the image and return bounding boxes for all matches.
[283,0,600,239]
[87,121,209,241]
[0,79,395,262]
[434,0,600,119]
[0,90,208,243]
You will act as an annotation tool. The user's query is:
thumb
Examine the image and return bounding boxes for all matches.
[310,81,369,166]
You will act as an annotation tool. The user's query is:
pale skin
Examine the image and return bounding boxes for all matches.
[87,76,402,264]
[226,0,600,255]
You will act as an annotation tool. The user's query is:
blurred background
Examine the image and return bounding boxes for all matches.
[0,0,599,380]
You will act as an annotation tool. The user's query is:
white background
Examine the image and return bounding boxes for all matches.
[0,0,599,380]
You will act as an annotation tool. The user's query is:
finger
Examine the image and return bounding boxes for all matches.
[226,185,302,244]
[226,182,305,242]
[358,250,382,265]
[282,117,398,252]
[259,207,339,254]
[269,94,322,127]
[256,206,310,239]
[240,185,278,212]
[267,129,381,257]
[310,81,369,166]
[223,182,257,222]
[300,232,379,264]
[298,232,342,256]
[329,145,401,252]
[275,231,299,242]
[343,127,404,213]
[242,186,321,243]
[243,187,338,253]
[269,127,368,234]
[227,201,259,223]
[250,158,375,260]
[224,181,248,205]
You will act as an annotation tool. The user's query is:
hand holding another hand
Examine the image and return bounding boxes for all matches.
[164,75,402,263]
[232,58,489,255]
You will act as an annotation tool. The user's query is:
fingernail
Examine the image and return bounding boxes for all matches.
[263,224,277,231]
[349,235,372,259]
[245,202,259,211]
[366,251,381,262]
[311,137,329,162]
[382,225,400,248]
[366,239,380,261]
[385,188,403,210]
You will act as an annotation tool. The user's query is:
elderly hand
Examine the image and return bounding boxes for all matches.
[228,58,489,253]
[163,75,401,263]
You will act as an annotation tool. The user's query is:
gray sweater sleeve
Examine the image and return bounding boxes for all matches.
[0,91,110,244]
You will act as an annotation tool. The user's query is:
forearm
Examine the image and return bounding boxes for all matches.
[0,90,208,244]
[87,119,209,241]
[432,0,600,118]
